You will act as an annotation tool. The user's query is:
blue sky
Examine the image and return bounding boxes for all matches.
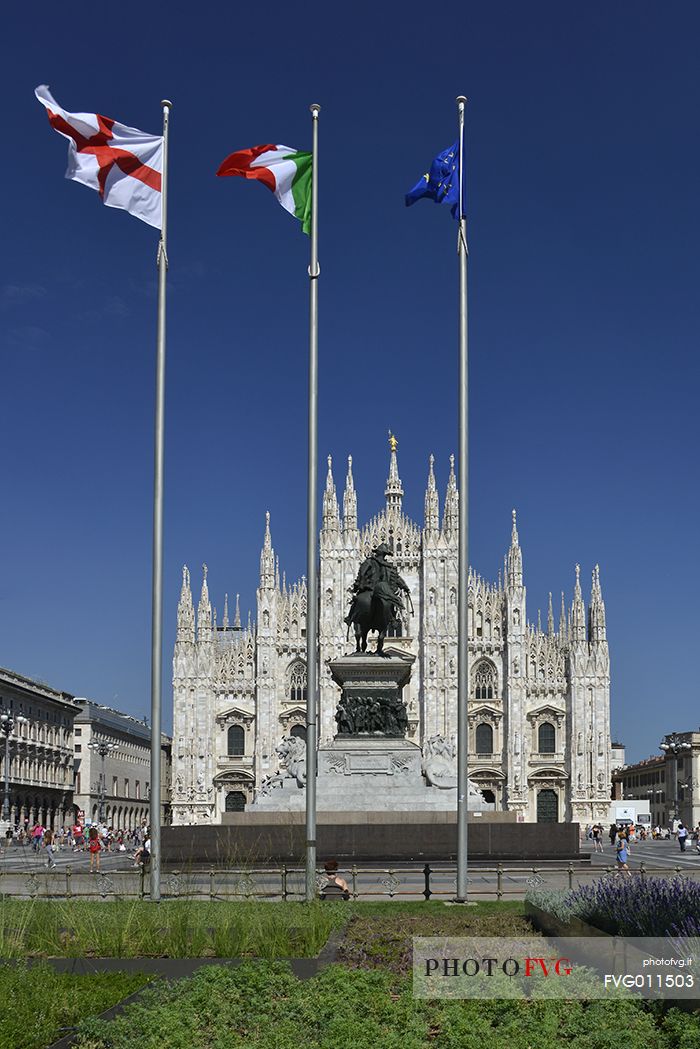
[1,4,698,762]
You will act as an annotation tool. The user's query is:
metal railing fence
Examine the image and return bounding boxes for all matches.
[0,862,699,901]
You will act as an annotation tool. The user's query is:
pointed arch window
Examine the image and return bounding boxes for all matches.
[538,722,556,754]
[289,662,307,705]
[472,661,496,701]
[476,611,483,637]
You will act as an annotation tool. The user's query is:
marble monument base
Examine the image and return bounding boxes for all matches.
[251,736,488,812]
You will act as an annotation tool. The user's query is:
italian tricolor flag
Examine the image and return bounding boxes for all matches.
[217,144,312,234]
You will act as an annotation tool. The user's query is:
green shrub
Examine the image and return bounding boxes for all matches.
[71,962,700,1049]
[0,964,149,1049]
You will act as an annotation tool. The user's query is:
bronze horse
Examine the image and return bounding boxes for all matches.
[345,588,396,656]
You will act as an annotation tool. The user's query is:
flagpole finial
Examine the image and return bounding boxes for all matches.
[310,103,321,117]
[161,99,173,109]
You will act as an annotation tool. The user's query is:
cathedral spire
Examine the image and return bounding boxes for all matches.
[571,563,586,642]
[442,454,458,537]
[176,565,195,644]
[547,592,555,636]
[259,511,275,589]
[424,454,440,535]
[507,509,523,588]
[384,431,404,515]
[234,592,241,630]
[322,455,340,532]
[588,563,607,642]
[343,455,357,532]
[222,593,229,630]
[275,555,280,592]
[197,563,212,643]
[560,591,567,640]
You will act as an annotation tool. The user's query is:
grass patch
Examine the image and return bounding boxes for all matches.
[0,899,521,959]
[71,962,700,1049]
[0,964,149,1049]
[337,907,536,975]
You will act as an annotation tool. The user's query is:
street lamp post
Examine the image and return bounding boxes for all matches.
[659,733,692,825]
[87,740,118,824]
[0,711,27,834]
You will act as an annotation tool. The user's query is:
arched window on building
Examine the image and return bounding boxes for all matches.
[290,724,307,743]
[289,662,307,705]
[227,725,245,757]
[538,722,556,754]
[386,616,403,638]
[475,723,493,755]
[473,662,495,701]
[225,791,247,812]
[476,611,483,637]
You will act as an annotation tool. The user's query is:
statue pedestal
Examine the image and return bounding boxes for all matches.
[251,648,490,813]
[329,648,414,738]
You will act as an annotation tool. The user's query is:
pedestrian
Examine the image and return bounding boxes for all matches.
[592,824,603,853]
[44,828,57,868]
[609,823,617,846]
[615,832,631,876]
[31,823,43,852]
[678,823,688,852]
[88,825,101,872]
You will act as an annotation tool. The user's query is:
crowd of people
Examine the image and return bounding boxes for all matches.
[2,820,151,870]
[583,820,700,875]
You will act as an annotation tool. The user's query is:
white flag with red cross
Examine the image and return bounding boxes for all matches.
[35,85,163,229]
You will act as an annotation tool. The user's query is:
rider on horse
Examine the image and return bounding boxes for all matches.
[344,542,410,633]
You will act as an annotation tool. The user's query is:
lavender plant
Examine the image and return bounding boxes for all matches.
[527,876,700,937]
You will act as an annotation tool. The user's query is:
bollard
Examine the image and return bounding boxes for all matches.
[568,863,574,890]
[66,866,72,899]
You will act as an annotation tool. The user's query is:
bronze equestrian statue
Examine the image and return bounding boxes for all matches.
[344,542,411,655]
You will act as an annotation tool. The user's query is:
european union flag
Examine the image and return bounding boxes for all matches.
[405,141,464,219]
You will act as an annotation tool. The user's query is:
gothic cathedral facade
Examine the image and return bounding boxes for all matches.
[171,444,612,825]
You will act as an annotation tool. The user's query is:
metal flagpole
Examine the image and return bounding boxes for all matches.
[305,103,321,903]
[455,95,470,903]
[149,98,171,903]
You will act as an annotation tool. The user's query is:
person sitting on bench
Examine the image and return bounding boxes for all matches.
[320,859,350,900]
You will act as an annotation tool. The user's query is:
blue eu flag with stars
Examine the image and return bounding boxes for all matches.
[405,141,464,219]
